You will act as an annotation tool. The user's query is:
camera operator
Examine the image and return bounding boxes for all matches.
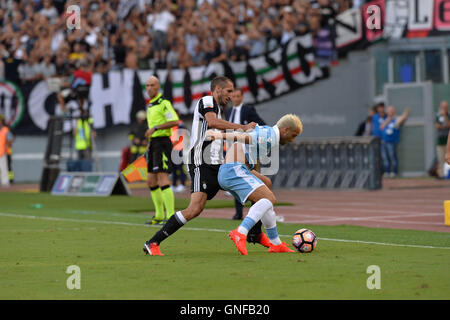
[73,107,96,161]
[68,59,95,162]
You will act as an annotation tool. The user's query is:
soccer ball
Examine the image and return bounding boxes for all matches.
[292,228,317,253]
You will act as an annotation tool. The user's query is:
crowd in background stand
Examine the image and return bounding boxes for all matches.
[0,0,362,84]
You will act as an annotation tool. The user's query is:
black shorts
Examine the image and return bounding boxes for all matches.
[147,136,173,173]
[188,164,222,200]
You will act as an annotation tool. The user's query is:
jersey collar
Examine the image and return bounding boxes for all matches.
[149,93,162,105]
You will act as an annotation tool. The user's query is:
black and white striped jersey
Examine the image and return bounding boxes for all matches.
[187,95,224,167]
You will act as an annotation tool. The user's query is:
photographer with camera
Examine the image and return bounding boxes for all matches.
[73,107,96,162]
[55,59,95,171]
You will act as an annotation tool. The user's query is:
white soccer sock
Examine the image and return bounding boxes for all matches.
[237,198,273,236]
[261,208,282,245]
[175,211,187,225]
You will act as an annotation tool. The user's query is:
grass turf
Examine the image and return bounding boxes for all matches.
[0,192,449,300]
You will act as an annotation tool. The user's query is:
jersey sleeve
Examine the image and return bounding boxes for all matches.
[162,100,179,122]
[198,96,218,118]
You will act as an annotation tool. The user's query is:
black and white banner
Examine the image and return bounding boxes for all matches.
[2,35,327,134]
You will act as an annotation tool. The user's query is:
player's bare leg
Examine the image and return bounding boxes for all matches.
[143,192,207,256]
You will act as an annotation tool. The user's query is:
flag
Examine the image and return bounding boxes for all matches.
[121,155,147,183]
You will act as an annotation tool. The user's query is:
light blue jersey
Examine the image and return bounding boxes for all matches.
[218,125,280,204]
[244,125,280,170]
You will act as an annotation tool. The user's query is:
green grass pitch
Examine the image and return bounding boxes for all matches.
[0,192,449,300]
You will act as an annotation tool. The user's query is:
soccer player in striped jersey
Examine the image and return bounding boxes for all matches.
[143,76,257,256]
[207,114,303,255]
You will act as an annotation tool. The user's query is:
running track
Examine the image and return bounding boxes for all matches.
[163,178,450,233]
[4,178,450,233]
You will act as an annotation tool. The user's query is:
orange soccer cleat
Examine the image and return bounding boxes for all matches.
[255,232,272,248]
[143,242,164,256]
[268,242,295,253]
[228,229,248,255]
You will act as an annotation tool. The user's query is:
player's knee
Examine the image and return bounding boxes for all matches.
[147,175,158,187]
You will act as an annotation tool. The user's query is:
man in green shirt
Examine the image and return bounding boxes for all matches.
[144,76,179,224]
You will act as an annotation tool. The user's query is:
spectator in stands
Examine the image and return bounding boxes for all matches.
[125,43,139,69]
[112,37,126,70]
[18,52,41,84]
[435,101,450,178]
[379,106,410,178]
[39,0,59,25]
[232,31,251,61]
[137,36,152,69]
[147,0,175,68]
[69,41,86,63]
[204,39,226,64]
[247,24,266,57]
[0,0,351,72]
[39,53,56,79]
[54,51,72,77]
[355,106,376,136]
[279,6,297,45]
[371,102,387,139]
[1,46,22,84]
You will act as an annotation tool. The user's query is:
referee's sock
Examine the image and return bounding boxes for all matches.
[149,186,164,221]
[148,211,186,245]
[160,185,175,219]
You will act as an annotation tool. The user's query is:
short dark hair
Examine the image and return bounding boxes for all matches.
[234,87,244,95]
[210,76,232,92]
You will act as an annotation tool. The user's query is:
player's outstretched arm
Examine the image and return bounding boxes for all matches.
[204,112,256,131]
[205,129,251,143]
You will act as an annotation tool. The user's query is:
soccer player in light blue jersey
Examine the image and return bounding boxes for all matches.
[206,114,303,255]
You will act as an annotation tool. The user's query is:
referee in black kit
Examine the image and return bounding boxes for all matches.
[143,76,256,255]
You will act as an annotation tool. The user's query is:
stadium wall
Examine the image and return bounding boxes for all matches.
[255,50,375,137]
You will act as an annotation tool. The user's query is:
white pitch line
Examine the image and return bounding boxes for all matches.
[283,212,443,224]
[1,212,449,250]
[288,206,443,216]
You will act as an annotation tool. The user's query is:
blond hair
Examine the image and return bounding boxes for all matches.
[276,114,303,134]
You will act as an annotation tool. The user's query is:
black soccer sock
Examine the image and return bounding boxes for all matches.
[148,212,185,245]
[247,220,263,243]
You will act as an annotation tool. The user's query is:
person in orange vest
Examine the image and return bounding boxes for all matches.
[0,115,14,187]
[170,114,187,193]
[6,138,14,183]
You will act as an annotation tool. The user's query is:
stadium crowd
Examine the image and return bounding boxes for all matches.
[1,0,362,84]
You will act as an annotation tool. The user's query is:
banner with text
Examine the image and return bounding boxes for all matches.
[1,35,327,134]
[336,0,450,53]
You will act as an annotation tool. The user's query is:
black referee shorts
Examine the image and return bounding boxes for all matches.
[188,164,222,200]
[146,136,173,174]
